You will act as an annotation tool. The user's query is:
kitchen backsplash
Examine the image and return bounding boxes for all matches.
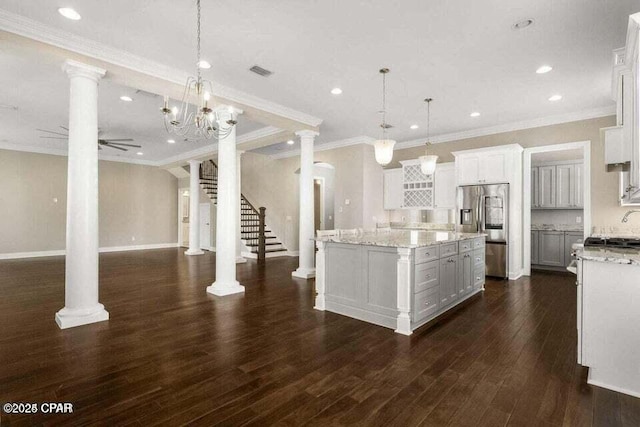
[531,209,583,226]
[388,209,455,225]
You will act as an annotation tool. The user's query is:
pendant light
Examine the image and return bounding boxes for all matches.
[419,98,438,175]
[373,68,396,166]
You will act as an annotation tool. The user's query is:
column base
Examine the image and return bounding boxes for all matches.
[236,256,247,264]
[314,295,326,311]
[207,281,245,296]
[55,304,109,329]
[292,268,316,279]
[394,313,412,336]
[185,249,205,256]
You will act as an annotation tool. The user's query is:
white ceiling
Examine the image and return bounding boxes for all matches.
[1,0,638,159]
[0,44,264,162]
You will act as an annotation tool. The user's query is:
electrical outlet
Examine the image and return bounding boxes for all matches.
[345,199,350,205]
[577,216,582,224]
[339,207,343,213]
[131,236,136,242]
[329,215,333,220]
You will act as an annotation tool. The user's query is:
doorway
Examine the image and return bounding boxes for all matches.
[199,203,212,250]
[178,188,190,248]
[523,141,591,276]
[314,179,323,233]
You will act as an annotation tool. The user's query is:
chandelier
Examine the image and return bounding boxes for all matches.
[161,0,236,140]
[373,68,396,166]
[419,98,438,175]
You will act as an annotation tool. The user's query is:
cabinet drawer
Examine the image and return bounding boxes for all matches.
[474,265,485,288]
[413,286,440,323]
[473,248,485,267]
[459,240,473,253]
[414,245,440,264]
[440,242,458,257]
[473,237,485,249]
[415,260,439,293]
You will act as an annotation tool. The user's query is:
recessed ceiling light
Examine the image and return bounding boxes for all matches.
[331,88,343,95]
[287,140,295,145]
[470,112,481,117]
[512,19,534,30]
[119,95,133,102]
[410,124,419,130]
[167,139,175,144]
[536,65,553,74]
[548,94,563,102]
[58,7,81,20]
[136,152,143,156]
[197,60,211,69]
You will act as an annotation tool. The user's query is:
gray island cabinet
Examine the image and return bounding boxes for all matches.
[315,231,486,335]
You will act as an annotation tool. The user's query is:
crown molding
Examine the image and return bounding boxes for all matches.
[394,105,616,151]
[271,135,375,159]
[270,105,614,160]
[0,141,157,166]
[0,9,323,128]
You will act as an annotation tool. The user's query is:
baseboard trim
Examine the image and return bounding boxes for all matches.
[0,243,180,260]
[286,251,300,257]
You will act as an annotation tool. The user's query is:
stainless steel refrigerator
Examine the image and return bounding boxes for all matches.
[457,184,509,279]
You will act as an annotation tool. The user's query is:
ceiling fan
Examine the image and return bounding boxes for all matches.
[36,126,142,151]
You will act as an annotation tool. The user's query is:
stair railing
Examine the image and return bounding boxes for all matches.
[200,159,267,261]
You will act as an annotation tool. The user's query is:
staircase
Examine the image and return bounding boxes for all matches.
[199,160,287,258]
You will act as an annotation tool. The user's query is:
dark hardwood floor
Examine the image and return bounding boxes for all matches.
[0,249,639,426]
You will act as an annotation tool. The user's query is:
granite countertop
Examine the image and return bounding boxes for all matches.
[576,246,640,266]
[531,224,584,232]
[316,230,485,249]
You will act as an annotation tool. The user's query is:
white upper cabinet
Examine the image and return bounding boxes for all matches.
[610,14,640,202]
[453,146,520,185]
[457,155,481,185]
[383,168,403,210]
[434,163,456,209]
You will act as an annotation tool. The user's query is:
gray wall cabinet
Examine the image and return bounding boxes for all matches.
[532,161,583,209]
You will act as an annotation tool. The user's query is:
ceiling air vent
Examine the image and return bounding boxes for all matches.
[249,65,273,77]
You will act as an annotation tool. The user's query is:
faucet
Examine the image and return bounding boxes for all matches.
[622,210,640,223]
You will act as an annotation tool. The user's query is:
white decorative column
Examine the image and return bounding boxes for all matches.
[55,60,109,329]
[292,130,319,279]
[395,247,413,336]
[185,159,204,255]
[314,240,327,310]
[207,107,245,296]
[236,150,247,264]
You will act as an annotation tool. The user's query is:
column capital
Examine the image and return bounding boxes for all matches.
[237,150,246,156]
[212,105,244,122]
[295,129,319,139]
[188,159,203,166]
[62,59,106,81]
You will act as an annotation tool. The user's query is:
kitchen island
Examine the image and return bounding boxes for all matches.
[315,230,486,335]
